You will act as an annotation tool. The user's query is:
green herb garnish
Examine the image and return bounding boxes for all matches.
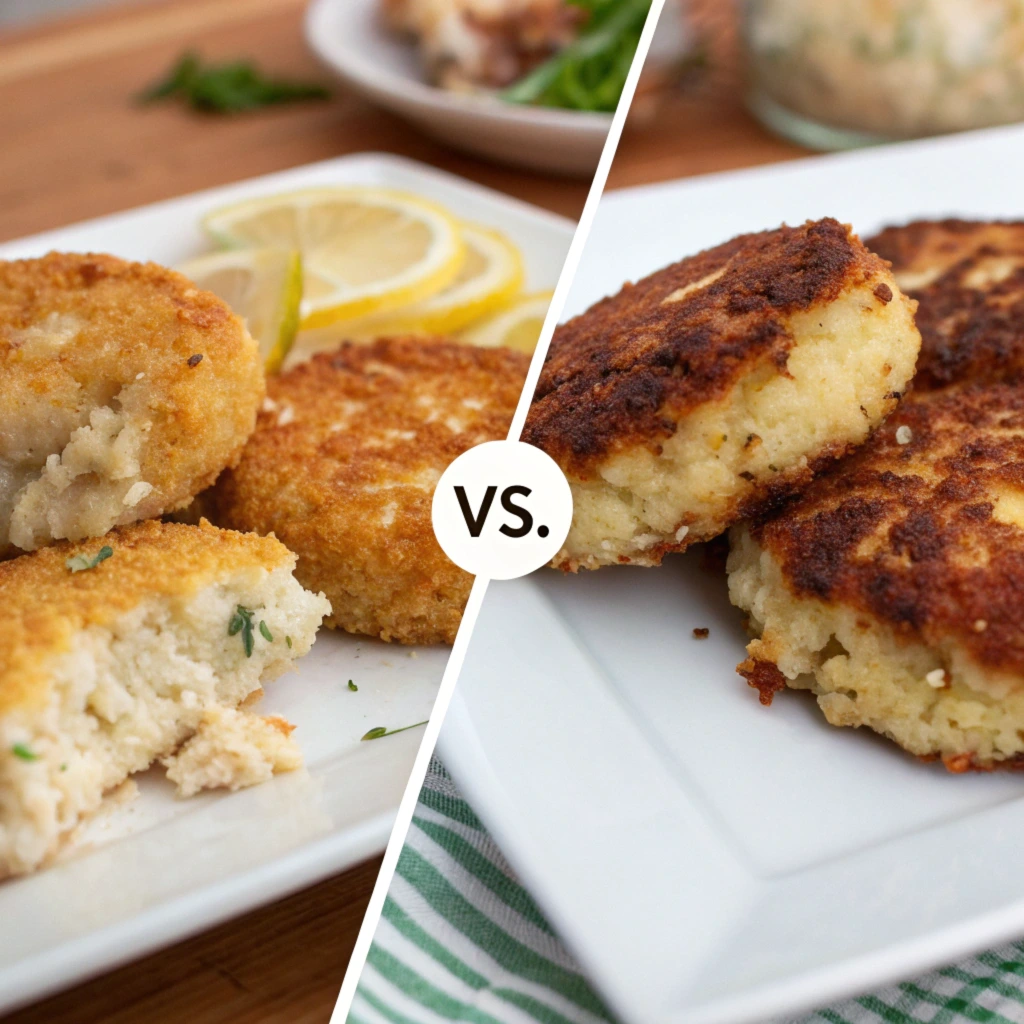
[348,680,358,692]
[361,720,428,742]
[66,545,113,573]
[140,51,330,114]
[501,0,651,113]
[259,620,273,642]
[229,605,256,657]
[12,743,38,762]
[285,635,292,649]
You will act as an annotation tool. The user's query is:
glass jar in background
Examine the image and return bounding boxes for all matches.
[741,0,1024,149]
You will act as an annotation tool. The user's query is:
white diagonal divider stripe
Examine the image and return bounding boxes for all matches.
[329,2,669,1019]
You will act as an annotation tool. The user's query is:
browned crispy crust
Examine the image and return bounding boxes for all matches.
[754,383,1024,681]
[737,656,787,706]
[213,338,528,645]
[866,219,1024,390]
[524,219,885,476]
[930,751,1024,773]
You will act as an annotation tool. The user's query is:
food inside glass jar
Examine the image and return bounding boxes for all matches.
[743,0,1024,138]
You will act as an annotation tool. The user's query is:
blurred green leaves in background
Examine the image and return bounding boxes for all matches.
[502,0,652,113]
[140,52,330,114]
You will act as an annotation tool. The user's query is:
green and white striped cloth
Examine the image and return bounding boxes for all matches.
[349,760,1024,1024]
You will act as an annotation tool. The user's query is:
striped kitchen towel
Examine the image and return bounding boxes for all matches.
[349,760,1024,1024]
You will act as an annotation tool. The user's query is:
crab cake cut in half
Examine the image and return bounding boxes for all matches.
[213,337,528,645]
[729,384,1024,772]
[867,218,1024,390]
[524,219,920,571]
[0,253,264,557]
[0,518,330,878]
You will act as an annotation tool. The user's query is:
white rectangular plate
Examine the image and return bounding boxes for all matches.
[0,153,574,1013]
[440,125,1024,1024]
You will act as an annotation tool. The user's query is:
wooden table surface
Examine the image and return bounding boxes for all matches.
[0,1,809,1021]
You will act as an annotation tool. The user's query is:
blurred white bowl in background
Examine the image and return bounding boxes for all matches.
[304,0,613,177]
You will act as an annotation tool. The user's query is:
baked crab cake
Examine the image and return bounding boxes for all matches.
[729,383,1024,772]
[523,219,920,571]
[0,518,330,878]
[213,337,528,645]
[867,219,1024,391]
[0,252,264,557]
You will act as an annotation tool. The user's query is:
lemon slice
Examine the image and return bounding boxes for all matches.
[202,187,465,329]
[346,223,525,337]
[459,290,555,354]
[177,247,302,373]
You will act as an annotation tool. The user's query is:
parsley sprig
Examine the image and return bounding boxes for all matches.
[361,721,428,742]
[66,545,113,573]
[140,52,330,114]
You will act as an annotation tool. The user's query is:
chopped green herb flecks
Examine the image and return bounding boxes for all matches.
[361,720,428,742]
[348,680,358,692]
[259,620,273,642]
[66,545,113,573]
[285,635,292,649]
[60,763,68,772]
[229,605,257,657]
[140,51,330,115]
[12,743,38,762]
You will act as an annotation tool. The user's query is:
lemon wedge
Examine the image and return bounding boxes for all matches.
[344,223,525,337]
[459,290,555,354]
[177,247,302,373]
[202,187,465,329]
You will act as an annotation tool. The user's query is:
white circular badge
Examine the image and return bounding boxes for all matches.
[431,440,573,580]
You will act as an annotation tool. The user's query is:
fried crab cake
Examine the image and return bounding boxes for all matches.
[0,252,264,556]
[729,383,1024,772]
[0,518,330,877]
[867,219,1024,390]
[523,219,920,571]
[212,337,529,645]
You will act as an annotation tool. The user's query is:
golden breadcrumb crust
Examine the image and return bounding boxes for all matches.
[213,337,528,644]
[525,219,892,473]
[0,252,264,552]
[866,219,1024,390]
[0,518,291,716]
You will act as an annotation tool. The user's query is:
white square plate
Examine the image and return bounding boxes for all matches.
[0,153,575,1013]
[440,125,1024,1024]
